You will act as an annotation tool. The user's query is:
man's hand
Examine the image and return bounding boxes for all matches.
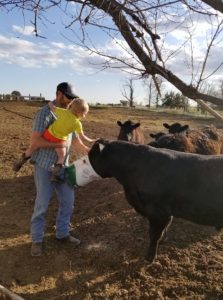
[48,101,56,112]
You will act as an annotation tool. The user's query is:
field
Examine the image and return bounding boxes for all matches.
[0,101,223,300]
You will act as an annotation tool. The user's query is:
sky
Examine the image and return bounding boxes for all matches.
[0,2,222,105]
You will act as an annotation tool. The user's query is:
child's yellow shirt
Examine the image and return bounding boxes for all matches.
[48,107,82,140]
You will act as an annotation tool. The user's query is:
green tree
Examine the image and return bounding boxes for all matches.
[161,92,189,111]
[11,91,21,97]
[11,90,22,101]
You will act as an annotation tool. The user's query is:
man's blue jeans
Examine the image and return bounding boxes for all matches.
[31,165,75,243]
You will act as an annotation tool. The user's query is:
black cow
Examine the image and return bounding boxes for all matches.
[149,122,189,142]
[117,121,189,145]
[163,122,189,134]
[89,139,223,263]
[149,132,166,141]
[149,125,223,155]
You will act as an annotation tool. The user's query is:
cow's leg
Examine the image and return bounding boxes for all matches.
[160,215,173,242]
[147,215,172,263]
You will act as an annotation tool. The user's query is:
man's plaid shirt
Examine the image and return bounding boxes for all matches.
[30,102,73,170]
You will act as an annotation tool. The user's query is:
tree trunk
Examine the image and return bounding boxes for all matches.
[195,99,223,122]
[0,285,25,300]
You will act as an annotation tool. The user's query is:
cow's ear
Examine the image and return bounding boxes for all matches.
[133,123,140,129]
[94,138,109,152]
[117,121,122,127]
[99,143,105,151]
[163,123,170,129]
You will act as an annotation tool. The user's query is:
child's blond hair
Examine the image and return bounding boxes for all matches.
[70,98,89,114]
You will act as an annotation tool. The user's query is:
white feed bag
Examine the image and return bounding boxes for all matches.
[65,155,101,187]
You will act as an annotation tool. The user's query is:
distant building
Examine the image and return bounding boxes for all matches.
[0,92,45,101]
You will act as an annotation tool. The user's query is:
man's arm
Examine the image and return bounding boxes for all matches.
[29,132,67,152]
[25,104,67,157]
[30,104,63,151]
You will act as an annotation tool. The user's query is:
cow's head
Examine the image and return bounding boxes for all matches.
[117,120,141,142]
[88,139,112,178]
[163,122,189,134]
[150,132,166,141]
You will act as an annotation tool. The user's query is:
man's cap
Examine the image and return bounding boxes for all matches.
[57,82,79,99]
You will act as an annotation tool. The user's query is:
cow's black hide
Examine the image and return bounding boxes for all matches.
[89,139,223,263]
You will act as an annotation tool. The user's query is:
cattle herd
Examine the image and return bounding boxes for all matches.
[117,120,223,155]
[85,120,223,263]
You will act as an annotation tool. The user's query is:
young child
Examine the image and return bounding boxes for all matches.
[14,98,95,182]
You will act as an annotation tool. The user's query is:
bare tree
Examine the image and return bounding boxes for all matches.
[144,76,163,108]
[219,80,223,97]
[1,0,223,106]
[121,78,135,107]
[146,78,153,108]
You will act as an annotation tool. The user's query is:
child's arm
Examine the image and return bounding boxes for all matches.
[79,132,96,143]
[72,135,90,154]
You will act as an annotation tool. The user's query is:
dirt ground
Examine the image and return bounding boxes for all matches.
[0,101,223,300]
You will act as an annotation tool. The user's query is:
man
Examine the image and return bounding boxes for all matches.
[30,82,81,256]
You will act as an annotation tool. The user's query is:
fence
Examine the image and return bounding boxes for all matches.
[0,94,46,101]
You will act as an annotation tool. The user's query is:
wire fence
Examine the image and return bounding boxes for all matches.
[0,94,47,101]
